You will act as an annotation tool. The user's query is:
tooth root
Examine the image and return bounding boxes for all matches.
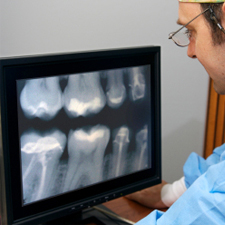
[135,125,148,170]
[20,77,63,121]
[128,66,146,101]
[63,125,110,192]
[106,69,126,109]
[63,72,106,117]
[21,129,67,204]
[112,126,130,177]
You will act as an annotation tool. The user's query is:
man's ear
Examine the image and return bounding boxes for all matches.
[222,3,225,16]
[221,3,225,27]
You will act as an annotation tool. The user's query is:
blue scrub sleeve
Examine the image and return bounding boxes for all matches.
[135,160,225,224]
[135,210,164,225]
[183,143,225,188]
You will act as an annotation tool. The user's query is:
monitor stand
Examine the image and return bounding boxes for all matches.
[46,204,133,225]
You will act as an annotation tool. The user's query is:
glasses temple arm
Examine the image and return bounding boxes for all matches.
[209,6,225,34]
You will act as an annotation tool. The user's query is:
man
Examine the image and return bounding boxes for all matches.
[126,0,225,224]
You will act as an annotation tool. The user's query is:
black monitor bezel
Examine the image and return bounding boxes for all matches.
[0,46,161,225]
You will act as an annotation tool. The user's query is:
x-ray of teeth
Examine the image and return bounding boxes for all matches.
[111,126,131,177]
[128,66,147,101]
[134,125,149,171]
[63,72,106,118]
[20,77,63,121]
[17,64,152,205]
[105,69,127,109]
[63,125,110,192]
[21,129,67,204]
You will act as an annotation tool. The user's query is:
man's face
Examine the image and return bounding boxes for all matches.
[178,2,225,94]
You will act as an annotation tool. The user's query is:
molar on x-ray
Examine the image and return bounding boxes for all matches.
[20,77,63,121]
[111,126,131,177]
[63,72,106,118]
[63,125,110,192]
[105,69,126,109]
[21,129,67,204]
[134,125,149,171]
[128,66,147,102]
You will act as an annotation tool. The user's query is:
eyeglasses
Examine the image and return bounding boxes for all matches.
[169,6,225,47]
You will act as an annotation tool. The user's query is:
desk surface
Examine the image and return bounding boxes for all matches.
[103,197,159,224]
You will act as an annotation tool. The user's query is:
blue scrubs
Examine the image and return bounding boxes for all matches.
[135,144,225,224]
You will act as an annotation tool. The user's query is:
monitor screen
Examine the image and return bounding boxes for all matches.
[0,46,161,225]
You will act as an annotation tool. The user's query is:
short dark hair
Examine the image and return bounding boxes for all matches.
[201,3,225,45]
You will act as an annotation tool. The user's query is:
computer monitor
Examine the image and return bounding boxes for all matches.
[0,46,161,225]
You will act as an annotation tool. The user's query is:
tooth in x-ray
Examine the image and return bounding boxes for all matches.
[63,72,106,117]
[21,129,67,204]
[63,125,110,192]
[134,125,148,170]
[20,77,63,121]
[112,126,130,177]
[105,69,126,109]
[128,66,146,101]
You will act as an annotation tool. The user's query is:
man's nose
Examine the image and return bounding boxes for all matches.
[187,40,197,59]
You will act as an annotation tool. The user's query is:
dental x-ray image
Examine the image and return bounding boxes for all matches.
[17,65,152,205]
[63,72,106,118]
[20,77,64,121]
[63,125,111,192]
[21,129,67,204]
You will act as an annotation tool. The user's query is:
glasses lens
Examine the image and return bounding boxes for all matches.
[170,31,190,47]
